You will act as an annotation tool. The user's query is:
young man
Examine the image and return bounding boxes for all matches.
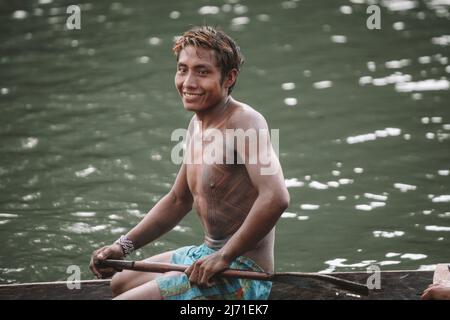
[89,26,289,300]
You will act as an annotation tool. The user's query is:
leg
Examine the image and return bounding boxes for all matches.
[113,271,184,300]
[110,250,173,297]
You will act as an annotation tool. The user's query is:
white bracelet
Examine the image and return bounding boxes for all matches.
[115,235,135,256]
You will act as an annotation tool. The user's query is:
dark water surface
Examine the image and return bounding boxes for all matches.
[0,0,449,283]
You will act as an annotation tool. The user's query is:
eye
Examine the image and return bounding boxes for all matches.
[198,69,209,75]
[177,66,187,73]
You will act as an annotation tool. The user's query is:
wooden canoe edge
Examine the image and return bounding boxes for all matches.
[0,270,434,300]
[0,279,112,300]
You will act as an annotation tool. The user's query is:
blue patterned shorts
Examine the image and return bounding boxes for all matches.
[155,244,272,300]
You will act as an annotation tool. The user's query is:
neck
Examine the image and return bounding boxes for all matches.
[195,96,231,129]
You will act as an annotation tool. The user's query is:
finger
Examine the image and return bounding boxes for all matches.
[91,257,103,275]
[93,258,116,277]
[185,264,194,277]
[89,255,102,279]
[98,268,116,279]
[92,263,104,279]
[199,266,211,287]
[189,262,201,285]
[188,265,198,284]
[200,270,217,287]
[97,247,111,260]
[89,260,99,278]
[92,247,105,263]
[421,288,434,300]
[90,263,102,279]
[191,260,204,278]
[91,247,111,278]
[206,275,217,287]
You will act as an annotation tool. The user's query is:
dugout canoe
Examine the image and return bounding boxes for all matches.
[0,270,435,300]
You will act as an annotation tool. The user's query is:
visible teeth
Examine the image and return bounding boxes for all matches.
[184,93,201,96]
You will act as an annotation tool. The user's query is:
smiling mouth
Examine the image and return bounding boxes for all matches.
[183,92,204,97]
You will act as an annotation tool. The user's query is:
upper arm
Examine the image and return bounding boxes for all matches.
[230,110,289,206]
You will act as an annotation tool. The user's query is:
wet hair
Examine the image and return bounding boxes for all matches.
[173,26,244,94]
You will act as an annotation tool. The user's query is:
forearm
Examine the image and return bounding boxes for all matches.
[219,191,289,263]
[125,191,192,250]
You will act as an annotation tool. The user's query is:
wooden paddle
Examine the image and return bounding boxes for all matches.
[96,259,369,296]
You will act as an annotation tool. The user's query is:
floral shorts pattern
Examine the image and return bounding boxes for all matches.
[155,243,272,300]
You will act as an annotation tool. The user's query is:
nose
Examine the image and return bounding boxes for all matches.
[183,71,198,90]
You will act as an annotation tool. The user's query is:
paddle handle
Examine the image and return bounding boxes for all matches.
[97,260,368,296]
[97,259,273,281]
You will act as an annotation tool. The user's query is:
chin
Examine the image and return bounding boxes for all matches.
[183,103,199,111]
[183,101,209,112]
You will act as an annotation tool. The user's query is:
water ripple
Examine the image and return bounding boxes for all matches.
[373,230,405,238]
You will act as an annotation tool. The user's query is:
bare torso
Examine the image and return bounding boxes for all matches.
[186,101,275,272]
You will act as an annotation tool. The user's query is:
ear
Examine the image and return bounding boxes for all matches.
[224,69,238,89]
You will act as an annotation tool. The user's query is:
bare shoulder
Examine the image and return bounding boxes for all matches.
[228,99,268,130]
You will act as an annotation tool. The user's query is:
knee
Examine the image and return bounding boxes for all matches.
[110,272,127,297]
[164,271,185,278]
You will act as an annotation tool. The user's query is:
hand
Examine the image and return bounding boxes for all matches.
[185,251,231,287]
[421,281,450,300]
[89,244,124,279]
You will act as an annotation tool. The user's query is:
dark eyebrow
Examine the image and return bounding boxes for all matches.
[177,62,213,69]
[193,64,212,70]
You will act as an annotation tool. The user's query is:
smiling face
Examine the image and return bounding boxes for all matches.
[175,46,236,112]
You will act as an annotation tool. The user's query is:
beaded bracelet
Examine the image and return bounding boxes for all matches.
[115,235,135,256]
